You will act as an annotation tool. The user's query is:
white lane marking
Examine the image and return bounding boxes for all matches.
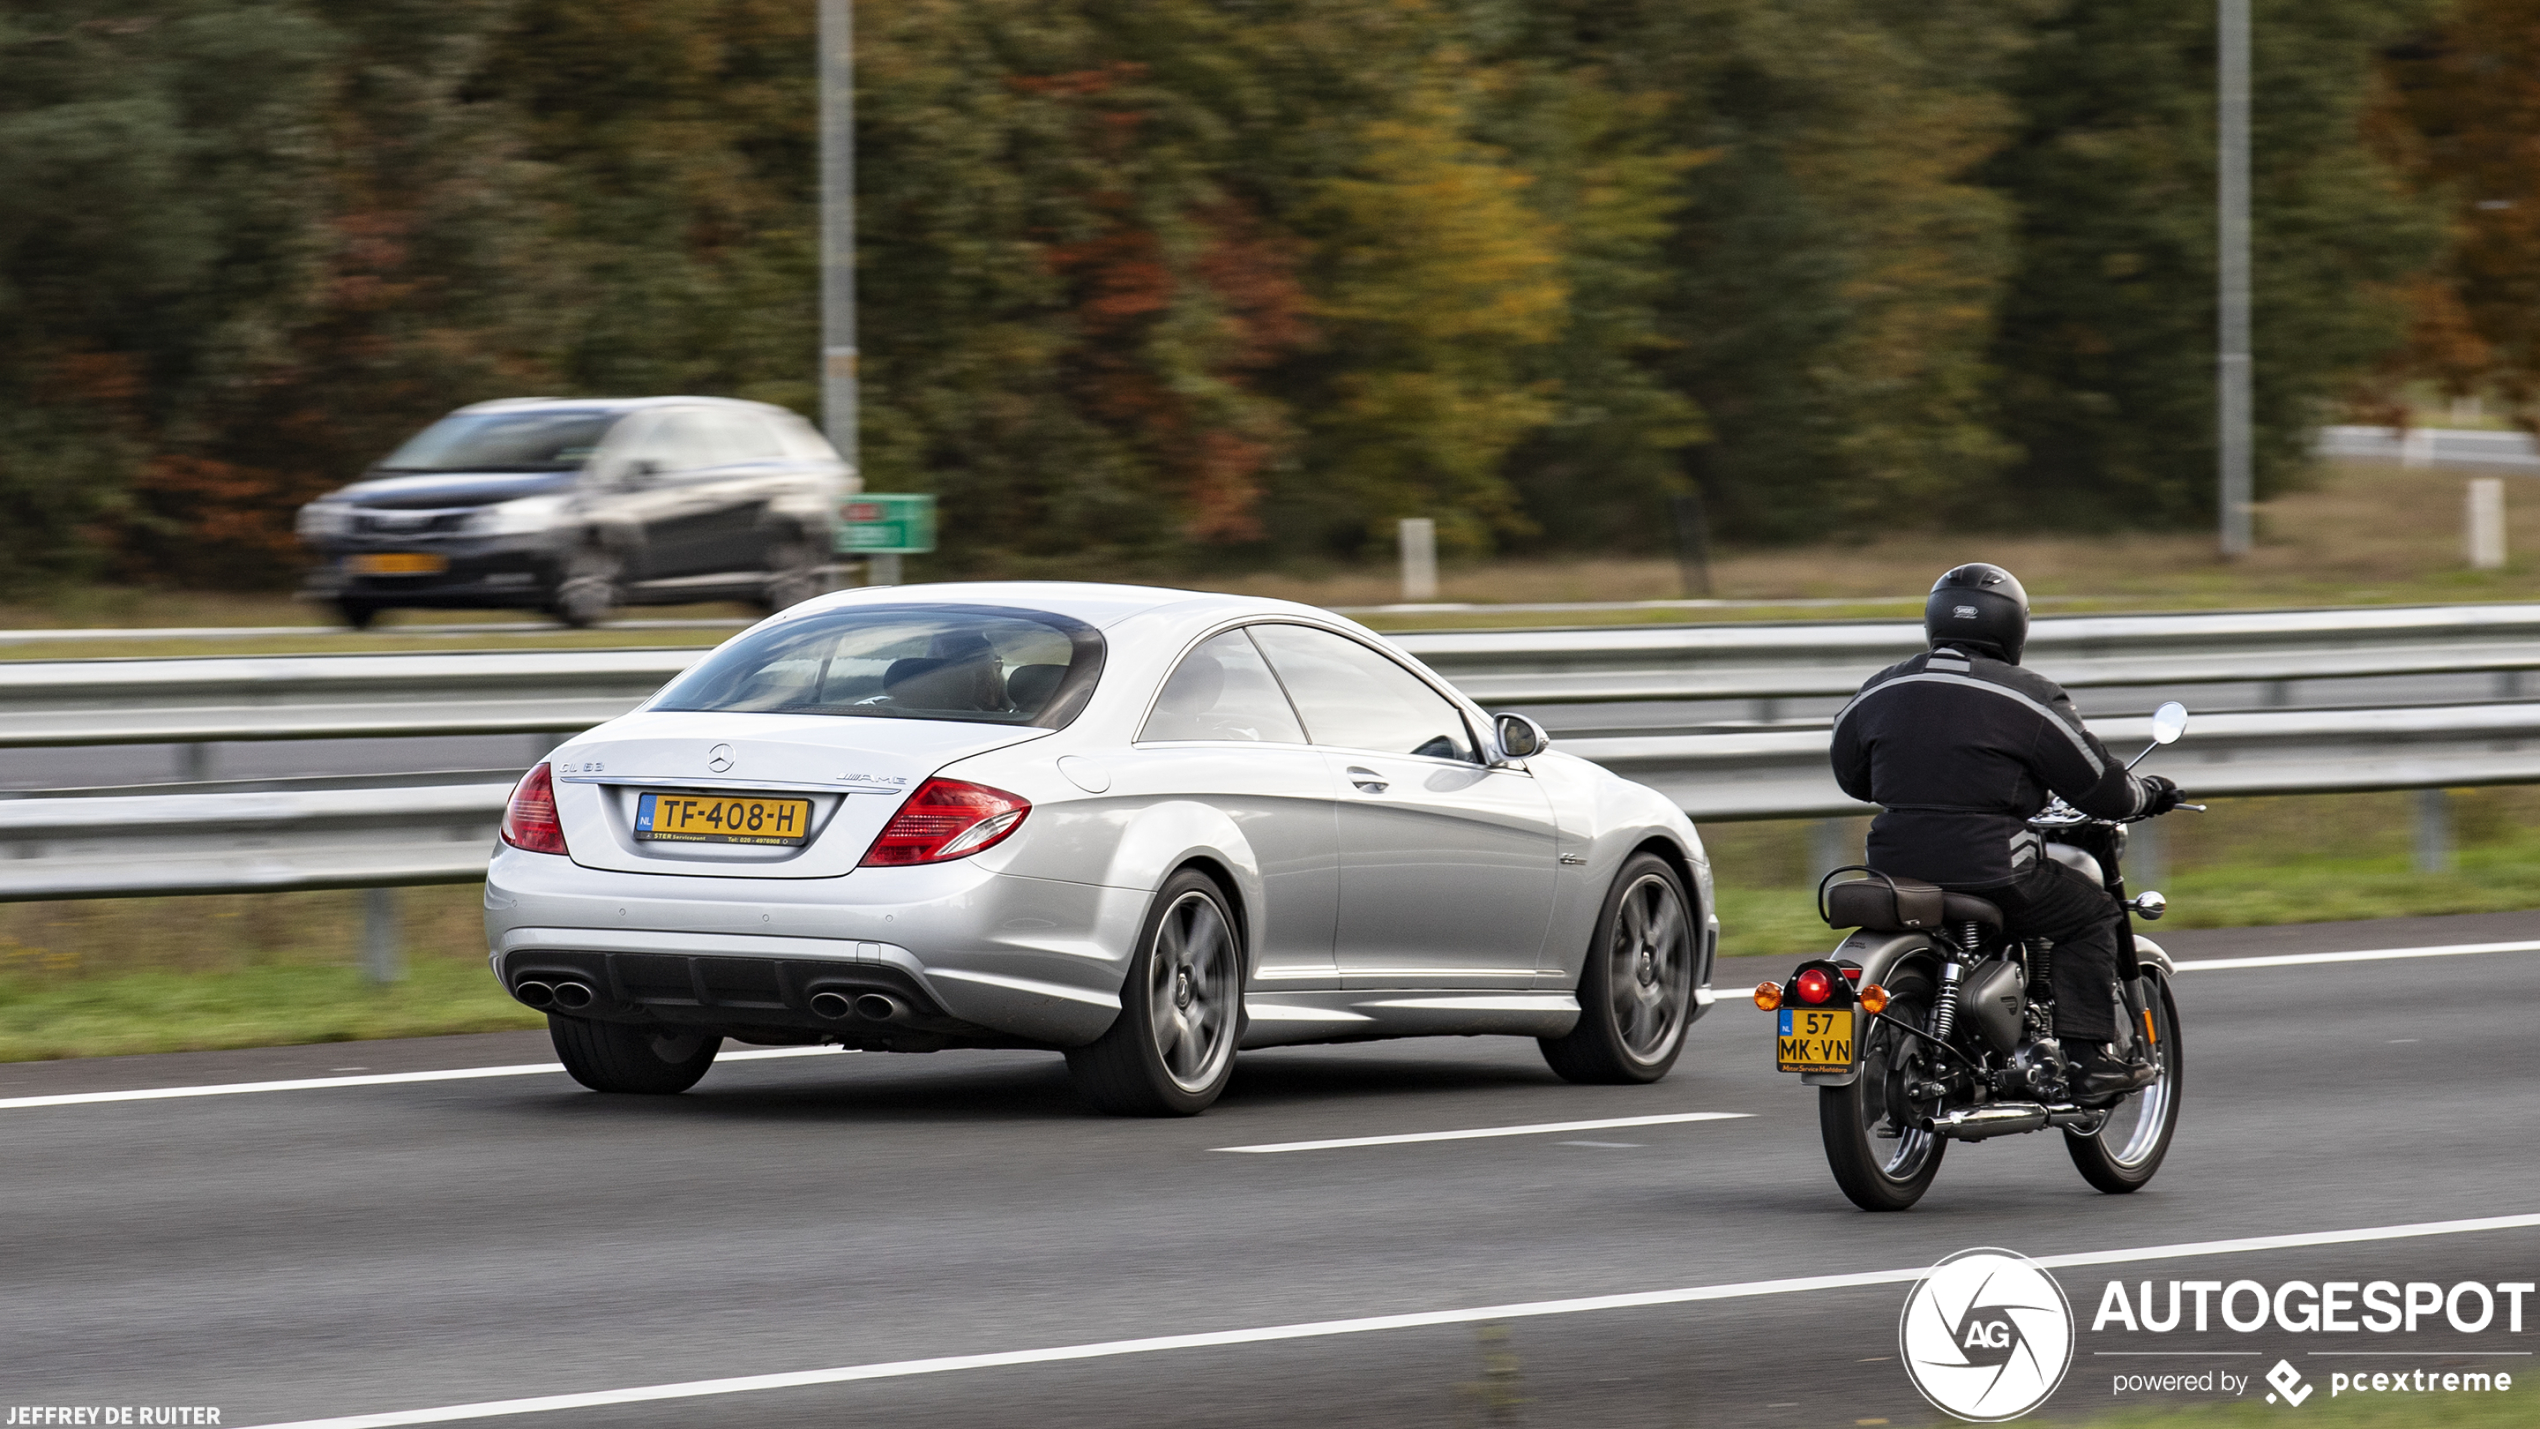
[0,1046,849,1111]
[2170,938,2540,973]
[245,1211,2540,1429]
[1213,1112,1751,1154]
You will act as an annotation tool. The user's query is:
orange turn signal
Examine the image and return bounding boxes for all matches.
[1753,981,1783,1011]
[1859,983,1890,1015]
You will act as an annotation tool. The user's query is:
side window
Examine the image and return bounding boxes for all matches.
[711,410,786,462]
[646,411,721,473]
[1248,624,1477,762]
[1139,630,1307,744]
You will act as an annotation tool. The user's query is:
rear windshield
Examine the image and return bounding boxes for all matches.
[377,409,619,473]
[650,605,1105,728]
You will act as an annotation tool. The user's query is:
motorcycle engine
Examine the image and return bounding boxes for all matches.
[2001,1039,2070,1102]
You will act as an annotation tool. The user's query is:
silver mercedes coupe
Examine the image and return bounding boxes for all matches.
[485,582,1717,1114]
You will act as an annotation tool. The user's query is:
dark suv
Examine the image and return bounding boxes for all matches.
[297,397,852,628]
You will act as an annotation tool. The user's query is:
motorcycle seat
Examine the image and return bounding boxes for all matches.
[1820,871,2005,933]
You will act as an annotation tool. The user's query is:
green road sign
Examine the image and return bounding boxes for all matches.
[836,493,936,555]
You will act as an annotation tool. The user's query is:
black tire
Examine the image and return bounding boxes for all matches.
[1540,853,1697,1084]
[551,545,621,628]
[1819,969,1946,1211]
[549,1015,721,1095]
[1066,869,1244,1116]
[334,599,380,630]
[756,535,826,615]
[2066,970,2184,1193]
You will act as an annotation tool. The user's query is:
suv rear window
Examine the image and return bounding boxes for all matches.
[650,605,1105,728]
[378,409,619,472]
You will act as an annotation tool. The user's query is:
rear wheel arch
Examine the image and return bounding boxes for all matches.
[1168,855,1251,977]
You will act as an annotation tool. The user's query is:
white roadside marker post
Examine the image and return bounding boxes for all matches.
[1398,518,1438,602]
[2467,477,2507,571]
[362,886,405,984]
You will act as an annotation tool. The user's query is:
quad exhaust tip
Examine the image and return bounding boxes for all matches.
[513,980,556,1010]
[808,989,912,1023]
[551,980,596,1011]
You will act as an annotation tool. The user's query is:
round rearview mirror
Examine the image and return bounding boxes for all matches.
[2150,701,2189,745]
[1494,712,1548,761]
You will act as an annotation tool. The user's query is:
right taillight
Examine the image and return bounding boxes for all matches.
[501,762,570,855]
[860,778,1030,867]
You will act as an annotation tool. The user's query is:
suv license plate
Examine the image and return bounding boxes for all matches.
[1776,1007,1854,1073]
[635,792,812,846]
[348,552,448,575]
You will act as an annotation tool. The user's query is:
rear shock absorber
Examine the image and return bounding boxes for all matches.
[1930,920,1982,1043]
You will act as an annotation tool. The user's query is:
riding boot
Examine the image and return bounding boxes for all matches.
[2071,1039,2156,1104]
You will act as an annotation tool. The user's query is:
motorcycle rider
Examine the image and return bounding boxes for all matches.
[1829,563,2182,1101]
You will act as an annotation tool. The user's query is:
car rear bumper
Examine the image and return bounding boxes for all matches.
[483,845,1145,1047]
[302,535,559,606]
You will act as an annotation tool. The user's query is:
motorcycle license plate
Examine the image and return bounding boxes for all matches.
[635,791,812,846]
[1776,1007,1854,1073]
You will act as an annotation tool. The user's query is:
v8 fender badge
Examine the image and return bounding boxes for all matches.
[1899,1247,2075,1422]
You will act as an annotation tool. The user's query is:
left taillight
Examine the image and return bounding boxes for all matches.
[860,778,1030,867]
[501,762,570,855]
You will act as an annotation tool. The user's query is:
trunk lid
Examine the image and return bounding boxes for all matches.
[549,711,1046,878]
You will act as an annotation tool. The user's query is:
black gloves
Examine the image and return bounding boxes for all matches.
[2139,774,2184,816]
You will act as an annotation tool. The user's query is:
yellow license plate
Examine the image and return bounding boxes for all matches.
[1777,1007,1854,1073]
[635,792,813,846]
[347,552,449,576]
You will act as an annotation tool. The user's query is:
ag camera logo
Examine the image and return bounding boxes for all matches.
[1901,1248,2076,1421]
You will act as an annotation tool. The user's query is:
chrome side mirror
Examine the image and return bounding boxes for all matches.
[2149,701,2188,745]
[1493,712,1549,762]
[2130,891,2167,920]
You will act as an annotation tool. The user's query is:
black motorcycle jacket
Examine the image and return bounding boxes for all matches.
[1829,644,2156,887]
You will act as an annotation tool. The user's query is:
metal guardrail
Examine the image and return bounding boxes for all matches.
[8,703,2540,902]
[2319,424,2540,471]
[9,603,2540,748]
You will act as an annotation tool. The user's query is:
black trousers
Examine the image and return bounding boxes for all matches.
[1949,860,2124,1042]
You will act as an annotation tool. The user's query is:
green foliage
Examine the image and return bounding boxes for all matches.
[0,0,2486,584]
[1984,0,2446,528]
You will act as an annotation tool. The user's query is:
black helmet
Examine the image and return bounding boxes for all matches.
[1924,563,2030,664]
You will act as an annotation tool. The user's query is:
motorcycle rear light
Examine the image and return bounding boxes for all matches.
[501,762,570,856]
[1840,966,1863,982]
[1753,981,1783,1011]
[1859,983,1890,1015]
[860,778,1031,867]
[1795,968,1833,1004]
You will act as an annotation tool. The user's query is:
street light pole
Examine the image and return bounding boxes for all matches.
[819,0,859,480]
[2217,0,2253,557]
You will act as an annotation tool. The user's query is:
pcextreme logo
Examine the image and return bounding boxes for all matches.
[1899,1248,2077,1422]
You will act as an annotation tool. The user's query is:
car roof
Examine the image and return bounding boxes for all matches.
[790,581,1339,631]
[450,396,796,418]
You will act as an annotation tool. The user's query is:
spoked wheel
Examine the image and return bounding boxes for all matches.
[1540,853,1697,1084]
[1066,870,1243,1115]
[1819,970,1946,1211]
[2066,970,2183,1193]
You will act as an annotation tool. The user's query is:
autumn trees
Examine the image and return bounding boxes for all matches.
[0,0,2506,586]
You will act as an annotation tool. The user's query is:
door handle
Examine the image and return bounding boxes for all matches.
[1345,766,1388,793]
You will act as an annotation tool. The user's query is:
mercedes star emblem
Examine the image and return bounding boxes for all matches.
[706,743,735,774]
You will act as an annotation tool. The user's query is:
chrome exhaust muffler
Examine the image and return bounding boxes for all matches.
[550,980,596,1011]
[1928,1102,2099,1141]
[512,980,556,1010]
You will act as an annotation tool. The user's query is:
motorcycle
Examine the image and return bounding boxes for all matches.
[1761,700,2203,1212]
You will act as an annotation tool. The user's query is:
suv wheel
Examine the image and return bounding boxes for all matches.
[334,599,380,631]
[551,546,621,628]
[757,535,825,614]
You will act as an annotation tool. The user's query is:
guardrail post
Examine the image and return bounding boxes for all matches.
[2415,788,2455,874]
[866,552,902,586]
[1398,518,1438,602]
[362,887,405,984]
[2467,478,2507,570]
[179,742,211,782]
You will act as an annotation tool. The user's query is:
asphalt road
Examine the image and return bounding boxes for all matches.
[6,910,2540,1429]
